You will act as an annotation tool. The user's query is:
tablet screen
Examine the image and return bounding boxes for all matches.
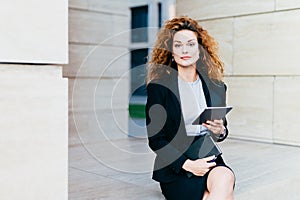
[192,106,233,125]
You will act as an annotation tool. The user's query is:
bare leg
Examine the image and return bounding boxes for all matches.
[205,166,235,200]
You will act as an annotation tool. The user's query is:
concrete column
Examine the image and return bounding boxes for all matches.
[0,0,68,198]
[0,65,68,200]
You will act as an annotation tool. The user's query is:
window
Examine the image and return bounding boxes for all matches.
[131,6,148,43]
[130,49,148,96]
[158,3,162,28]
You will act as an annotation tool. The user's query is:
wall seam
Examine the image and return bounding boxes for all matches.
[198,7,300,21]
[274,0,278,11]
[272,75,276,144]
[68,76,129,80]
[69,42,129,48]
[231,16,236,76]
[224,75,300,78]
[69,6,129,17]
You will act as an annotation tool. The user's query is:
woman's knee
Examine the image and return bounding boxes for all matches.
[219,167,235,184]
[209,167,235,186]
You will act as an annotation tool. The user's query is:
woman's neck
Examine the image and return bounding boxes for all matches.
[177,65,198,82]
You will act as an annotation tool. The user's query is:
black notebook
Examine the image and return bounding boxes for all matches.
[184,133,222,178]
[192,106,233,125]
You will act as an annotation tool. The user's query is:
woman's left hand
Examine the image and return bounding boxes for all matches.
[202,119,225,135]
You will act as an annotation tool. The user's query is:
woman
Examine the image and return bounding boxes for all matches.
[145,16,235,200]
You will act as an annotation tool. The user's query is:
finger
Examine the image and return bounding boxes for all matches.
[205,121,224,132]
[203,124,219,134]
[207,162,216,168]
[202,122,208,127]
[211,126,223,134]
[213,119,223,124]
[207,120,221,124]
[206,120,215,125]
[203,124,214,132]
[215,126,224,134]
[212,121,224,128]
[203,122,217,129]
[207,120,222,127]
[204,155,216,161]
[205,126,217,134]
[202,123,210,129]
[220,126,225,133]
[206,120,214,126]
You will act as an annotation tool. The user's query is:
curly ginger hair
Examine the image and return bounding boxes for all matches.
[146,16,224,84]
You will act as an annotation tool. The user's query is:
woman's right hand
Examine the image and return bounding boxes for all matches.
[182,156,216,176]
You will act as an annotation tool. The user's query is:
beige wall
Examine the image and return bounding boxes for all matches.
[0,1,68,199]
[0,66,68,200]
[177,0,300,145]
[66,0,130,145]
[0,0,68,63]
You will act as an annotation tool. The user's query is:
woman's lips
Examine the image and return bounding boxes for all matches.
[180,56,191,60]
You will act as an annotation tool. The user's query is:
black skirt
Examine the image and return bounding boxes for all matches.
[159,156,233,200]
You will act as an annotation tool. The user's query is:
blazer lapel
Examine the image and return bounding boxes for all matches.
[197,71,212,107]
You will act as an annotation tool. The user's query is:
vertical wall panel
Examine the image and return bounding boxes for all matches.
[67,1,130,144]
[176,0,274,20]
[64,44,129,78]
[225,77,274,142]
[0,0,68,63]
[70,0,129,15]
[274,77,300,145]
[200,18,234,74]
[234,10,300,75]
[276,0,300,10]
[0,65,68,200]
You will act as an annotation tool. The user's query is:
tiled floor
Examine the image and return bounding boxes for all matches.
[69,136,300,200]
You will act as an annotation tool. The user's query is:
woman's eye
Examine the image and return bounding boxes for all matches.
[174,44,182,48]
[188,42,196,47]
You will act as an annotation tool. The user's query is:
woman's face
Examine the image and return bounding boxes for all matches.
[172,29,199,68]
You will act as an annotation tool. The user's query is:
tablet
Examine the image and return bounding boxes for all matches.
[192,106,233,125]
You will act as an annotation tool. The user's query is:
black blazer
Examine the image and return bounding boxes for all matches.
[145,68,228,183]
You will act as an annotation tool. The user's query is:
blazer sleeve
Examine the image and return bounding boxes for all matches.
[146,83,188,174]
[213,83,229,142]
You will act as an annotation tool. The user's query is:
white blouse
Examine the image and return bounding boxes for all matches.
[178,76,208,136]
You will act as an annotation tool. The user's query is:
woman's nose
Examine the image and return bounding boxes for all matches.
[182,45,188,54]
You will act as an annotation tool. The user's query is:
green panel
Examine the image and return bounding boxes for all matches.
[129,104,146,119]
